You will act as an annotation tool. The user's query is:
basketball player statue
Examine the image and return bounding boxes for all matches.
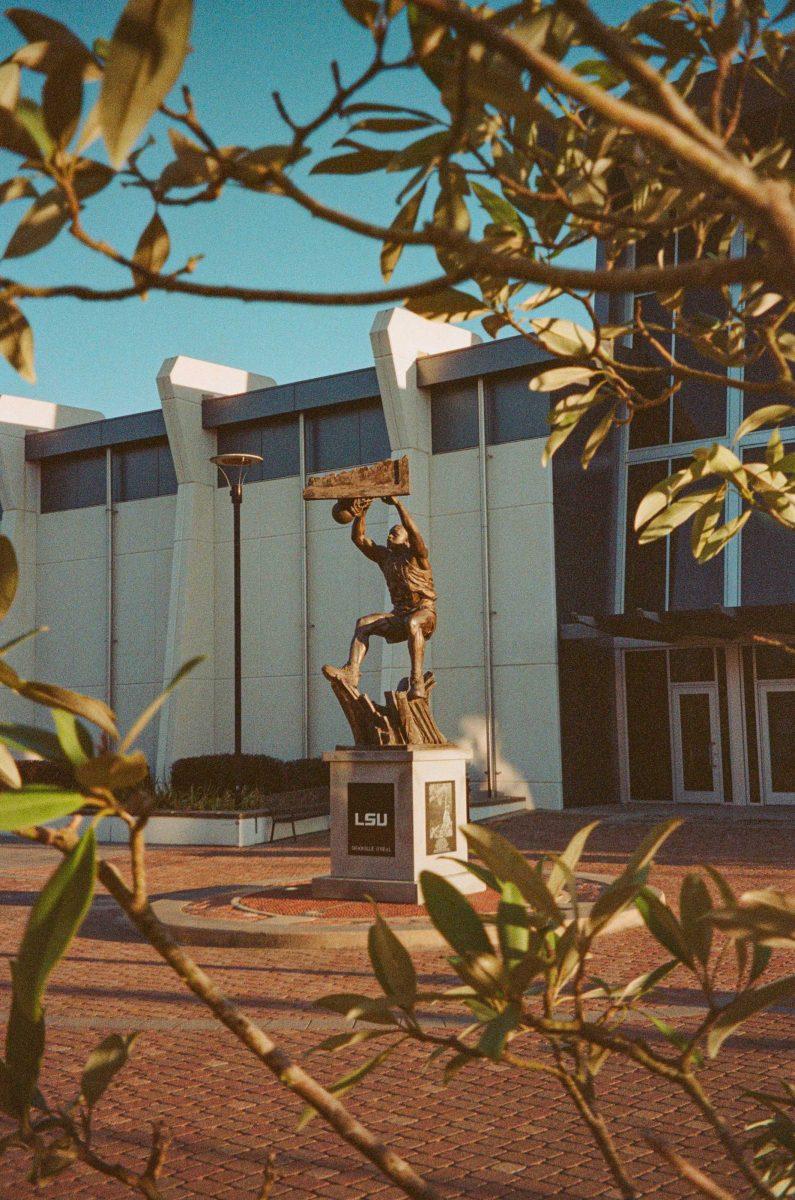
[323,495,436,702]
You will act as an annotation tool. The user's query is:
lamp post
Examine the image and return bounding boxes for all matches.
[210,452,263,756]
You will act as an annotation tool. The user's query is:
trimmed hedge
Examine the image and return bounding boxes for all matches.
[169,754,328,795]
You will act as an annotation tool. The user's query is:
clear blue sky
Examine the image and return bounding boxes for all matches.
[0,0,635,416]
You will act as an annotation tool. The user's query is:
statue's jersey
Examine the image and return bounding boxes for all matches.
[378,548,436,616]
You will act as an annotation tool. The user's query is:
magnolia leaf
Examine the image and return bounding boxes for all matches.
[734,405,795,443]
[679,873,713,966]
[746,292,783,317]
[405,287,489,322]
[693,510,751,563]
[52,710,93,767]
[119,654,202,751]
[6,8,93,59]
[420,871,493,958]
[0,177,36,205]
[311,147,393,175]
[471,181,527,236]
[0,742,21,789]
[351,116,432,133]
[496,881,530,965]
[0,63,20,111]
[368,909,416,1007]
[707,975,795,1057]
[3,999,44,1118]
[42,56,83,147]
[542,422,578,466]
[73,159,115,199]
[100,0,193,169]
[131,211,169,294]
[4,190,69,259]
[637,490,721,544]
[341,0,379,27]
[0,723,64,760]
[0,299,35,383]
[75,97,102,152]
[0,624,47,655]
[0,787,84,835]
[13,828,95,1019]
[690,489,724,559]
[81,1032,138,1108]
[380,182,425,283]
[635,888,694,966]
[581,411,614,470]
[297,1041,404,1130]
[478,1000,520,1062]
[547,821,599,900]
[634,464,699,531]
[387,130,448,172]
[0,105,42,159]
[517,286,563,311]
[530,318,597,357]
[0,536,18,621]
[14,98,54,158]
[462,823,560,922]
[529,366,595,392]
[623,819,682,880]
[18,680,117,738]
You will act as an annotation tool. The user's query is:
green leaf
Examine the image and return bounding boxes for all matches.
[0,105,42,159]
[478,1001,520,1062]
[419,871,493,958]
[462,823,561,922]
[619,958,678,1004]
[341,0,379,28]
[4,189,69,259]
[471,181,527,236]
[76,749,148,792]
[0,298,35,383]
[443,856,500,892]
[637,490,721,544]
[497,881,530,965]
[707,975,795,1057]
[368,910,417,1007]
[13,98,53,159]
[0,62,20,110]
[581,411,614,470]
[13,828,95,1019]
[311,1029,390,1054]
[352,116,433,133]
[0,177,36,205]
[679,873,713,966]
[636,888,693,966]
[380,183,425,283]
[81,1032,138,1108]
[0,743,21,789]
[18,680,117,738]
[547,821,599,900]
[387,130,448,172]
[622,819,682,880]
[297,1040,403,1130]
[529,366,596,392]
[3,998,44,1118]
[0,786,85,832]
[734,404,795,442]
[530,318,597,357]
[100,0,193,169]
[310,147,393,175]
[0,723,64,760]
[405,287,489,322]
[42,57,83,147]
[313,992,398,1023]
[131,210,169,294]
[119,655,202,752]
[0,625,46,655]
[73,159,115,199]
[693,509,751,563]
[52,709,93,766]
[0,536,18,621]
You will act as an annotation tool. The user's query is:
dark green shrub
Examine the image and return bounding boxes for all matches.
[282,757,329,791]
[170,754,286,795]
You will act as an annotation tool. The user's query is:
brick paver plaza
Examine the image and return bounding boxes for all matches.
[0,809,792,1199]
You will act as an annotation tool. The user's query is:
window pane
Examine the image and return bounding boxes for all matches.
[624,649,672,802]
[667,454,724,610]
[41,451,105,513]
[743,313,795,418]
[678,692,715,791]
[628,293,672,448]
[486,370,547,444]
[261,415,299,481]
[358,400,390,464]
[624,462,667,611]
[216,425,263,486]
[672,285,727,441]
[305,407,359,474]
[741,444,795,605]
[766,690,795,792]
[755,644,795,680]
[431,382,478,453]
[157,442,178,495]
[113,442,159,502]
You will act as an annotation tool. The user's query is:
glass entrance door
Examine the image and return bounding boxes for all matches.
[671,683,723,803]
[758,683,795,805]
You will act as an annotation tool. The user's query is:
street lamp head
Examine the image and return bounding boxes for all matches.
[211,452,263,490]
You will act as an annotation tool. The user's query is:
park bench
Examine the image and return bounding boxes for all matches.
[259,787,330,842]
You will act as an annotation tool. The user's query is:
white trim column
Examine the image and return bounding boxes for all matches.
[155,356,275,779]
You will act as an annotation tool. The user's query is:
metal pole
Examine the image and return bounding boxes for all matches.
[298,412,310,757]
[104,447,115,728]
[231,481,242,757]
[476,378,497,797]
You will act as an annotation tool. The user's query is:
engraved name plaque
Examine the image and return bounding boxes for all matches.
[347,782,395,857]
[425,780,456,856]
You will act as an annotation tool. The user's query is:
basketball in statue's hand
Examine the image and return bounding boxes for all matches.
[332,500,356,524]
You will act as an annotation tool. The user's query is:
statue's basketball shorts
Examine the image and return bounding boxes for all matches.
[382,605,436,644]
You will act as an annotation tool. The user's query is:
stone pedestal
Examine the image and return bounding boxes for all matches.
[312,746,484,904]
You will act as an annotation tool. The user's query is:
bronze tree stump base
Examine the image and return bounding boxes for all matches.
[321,666,449,748]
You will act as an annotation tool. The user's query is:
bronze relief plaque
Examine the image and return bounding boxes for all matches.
[425,780,456,856]
[347,782,395,857]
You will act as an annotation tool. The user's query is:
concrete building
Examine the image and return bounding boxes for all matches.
[1,305,793,809]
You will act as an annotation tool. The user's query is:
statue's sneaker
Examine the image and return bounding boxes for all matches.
[322,664,361,691]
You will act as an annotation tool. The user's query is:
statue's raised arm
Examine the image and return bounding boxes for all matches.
[385,496,430,569]
[348,498,385,564]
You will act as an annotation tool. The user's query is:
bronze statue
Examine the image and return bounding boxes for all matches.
[324,496,436,701]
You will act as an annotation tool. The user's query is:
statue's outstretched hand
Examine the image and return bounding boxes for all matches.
[350,497,372,516]
[382,495,397,506]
